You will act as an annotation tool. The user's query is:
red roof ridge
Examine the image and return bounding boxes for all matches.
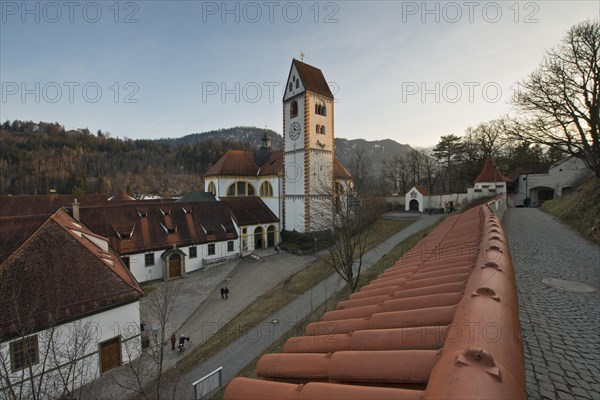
[50,209,143,295]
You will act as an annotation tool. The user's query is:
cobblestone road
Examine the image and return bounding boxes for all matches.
[503,209,600,400]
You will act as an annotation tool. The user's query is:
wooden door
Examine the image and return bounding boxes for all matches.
[100,337,121,373]
[169,254,181,278]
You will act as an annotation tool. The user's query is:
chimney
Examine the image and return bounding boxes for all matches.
[72,198,80,222]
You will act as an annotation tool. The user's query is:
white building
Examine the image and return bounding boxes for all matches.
[405,157,509,212]
[0,208,143,399]
[76,200,242,283]
[508,156,592,207]
[205,59,352,234]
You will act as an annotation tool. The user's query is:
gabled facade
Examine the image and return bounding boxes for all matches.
[0,209,143,399]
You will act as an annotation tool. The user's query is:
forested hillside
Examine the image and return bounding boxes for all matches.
[0,120,258,196]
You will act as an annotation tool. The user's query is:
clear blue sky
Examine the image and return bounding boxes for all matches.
[1,1,598,147]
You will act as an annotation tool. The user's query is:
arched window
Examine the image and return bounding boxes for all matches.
[290,101,298,118]
[316,124,320,134]
[207,181,216,195]
[260,181,273,197]
[295,80,299,88]
[320,126,326,134]
[227,181,256,197]
[289,83,293,92]
[315,102,326,116]
[321,105,326,116]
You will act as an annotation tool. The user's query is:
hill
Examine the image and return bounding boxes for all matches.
[540,178,600,243]
[161,129,413,171]
[0,120,413,196]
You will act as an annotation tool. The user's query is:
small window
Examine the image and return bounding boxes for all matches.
[122,256,130,269]
[290,101,298,118]
[208,243,216,255]
[295,80,299,89]
[207,181,216,195]
[289,82,292,92]
[145,253,154,267]
[320,126,326,134]
[316,124,320,134]
[189,246,197,258]
[227,241,234,252]
[260,181,273,197]
[242,228,247,234]
[10,336,39,372]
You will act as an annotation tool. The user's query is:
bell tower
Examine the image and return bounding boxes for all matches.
[283,59,334,232]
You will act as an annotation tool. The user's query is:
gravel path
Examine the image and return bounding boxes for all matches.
[503,208,600,400]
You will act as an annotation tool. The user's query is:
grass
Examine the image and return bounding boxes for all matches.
[540,177,600,244]
[175,218,415,373]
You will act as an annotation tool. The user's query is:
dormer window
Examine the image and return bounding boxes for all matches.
[159,222,177,234]
[182,207,192,215]
[137,210,148,218]
[160,208,171,216]
[113,225,135,240]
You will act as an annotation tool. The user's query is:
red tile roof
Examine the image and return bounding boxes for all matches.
[0,194,108,262]
[0,209,142,340]
[78,201,238,255]
[474,156,509,183]
[292,59,334,99]
[414,184,429,195]
[333,159,352,180]
[219,197,279,226]
[224,205,526,399]
[204,150,283,177]
[205,149,352,180]
[108,188,136,201]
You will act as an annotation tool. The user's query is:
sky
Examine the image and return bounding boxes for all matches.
[1,1,598,147]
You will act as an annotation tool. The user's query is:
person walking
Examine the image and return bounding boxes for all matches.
[220,287,225,299]
[170,333,176,350]
[224,287,229,299]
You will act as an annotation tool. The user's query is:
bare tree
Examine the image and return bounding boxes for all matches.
[510,20,600,178]
[312,175,384,296]
[116,279,182,400]
[0,271,100,400]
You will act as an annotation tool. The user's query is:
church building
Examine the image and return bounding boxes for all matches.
[205,59,352,234]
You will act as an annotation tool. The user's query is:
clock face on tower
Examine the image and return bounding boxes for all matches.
[289,122,301,140]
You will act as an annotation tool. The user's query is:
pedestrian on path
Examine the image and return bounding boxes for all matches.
[224,287,229,299]
[220,287,225,299]
[170,333,176,350]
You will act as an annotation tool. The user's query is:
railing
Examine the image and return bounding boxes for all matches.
[192,367,223,400]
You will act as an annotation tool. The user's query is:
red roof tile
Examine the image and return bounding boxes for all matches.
[205,149,351,180]
[474,156,509,183]
[219,197,279,226]
[78,201,238,255]
[224,205,526,399]
[292,59,334,99]
[0,209,142,340]
[414,184,429,195]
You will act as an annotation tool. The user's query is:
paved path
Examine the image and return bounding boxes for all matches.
[169,213,444,399]
[87,213,441,399]
[503,209,600,400]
